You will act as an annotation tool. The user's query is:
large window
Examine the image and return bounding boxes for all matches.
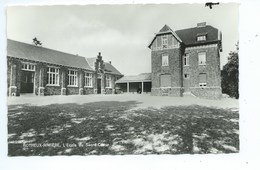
[198,52,206,65]
[47,67,59,85]
[160,74,171,87]
[68,70,78,86]
[22,63,35,71]
[184,54,189,66]
[162,35,168,48]
[85,72,93,87]
[199,73,207,87]
[162,54,169,66]
[106,75,112,88]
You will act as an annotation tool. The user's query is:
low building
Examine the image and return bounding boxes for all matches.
[7,39,123,96]
[115,73,151,94]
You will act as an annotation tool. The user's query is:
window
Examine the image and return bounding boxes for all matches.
[68,70,78,86]
[184,54,189,66]
[106,75,112,88]
[85,73,93,87]
[198,52,206,65]
[184,74,190,79]
[199,73,207,87]
[21,63,35,71]
[162,35,168,48]
[197,35,206,41]
[160,74,171,87]
[115,77,120,81]
[162,54,169,66]
[47,67,59,85]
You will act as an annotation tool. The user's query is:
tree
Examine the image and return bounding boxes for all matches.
[221,43,239,99]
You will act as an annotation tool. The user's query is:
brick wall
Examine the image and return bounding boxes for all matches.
[182,44,222,99]
[7,57,120,96]
[183,44,221,88]
[151,46,183,96]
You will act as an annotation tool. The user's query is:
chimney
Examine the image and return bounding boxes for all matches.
[109,61,111,64]
[197,22,206,27]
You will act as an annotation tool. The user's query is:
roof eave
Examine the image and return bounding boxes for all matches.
[185,40,220,47]
[7,55,95,71]
[148,30,183,49]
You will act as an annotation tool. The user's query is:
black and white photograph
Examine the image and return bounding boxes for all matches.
[1,0,260,170]
[6,3,239,156]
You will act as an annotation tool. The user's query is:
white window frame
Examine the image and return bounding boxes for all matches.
[68,70,78,87]
[21,63,35,71]
[198,52,206,65]
[84,72,93,87]
[162,35,168,48]
[106,75,112,88]
[47,67,59,86]
[197,35,206,41]
[184,54,189,66]
[162,54,169,66]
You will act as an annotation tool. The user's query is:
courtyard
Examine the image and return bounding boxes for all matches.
[7,94,239,156]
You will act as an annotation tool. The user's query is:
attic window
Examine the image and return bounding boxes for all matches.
[162,35,168,48]
[197,35,206,41]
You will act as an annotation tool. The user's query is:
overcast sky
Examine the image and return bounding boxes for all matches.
[7,4,239,75]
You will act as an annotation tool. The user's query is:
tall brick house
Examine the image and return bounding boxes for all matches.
[148,22,222,99]
[7,39,123,96]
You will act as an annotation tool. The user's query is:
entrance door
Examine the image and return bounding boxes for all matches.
[97,78,101,94]
[21,71,34,93]
[183,74,190,92]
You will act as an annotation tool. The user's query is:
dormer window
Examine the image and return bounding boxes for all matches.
[197,35,206,41]
[162,35,168,48]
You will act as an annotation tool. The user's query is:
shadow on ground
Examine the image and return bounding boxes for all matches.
[8,101,239,156]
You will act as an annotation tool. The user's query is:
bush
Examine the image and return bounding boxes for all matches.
[221,50,239,99]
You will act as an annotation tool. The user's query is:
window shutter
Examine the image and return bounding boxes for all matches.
[160,74,171,87]
[199,73,207,83]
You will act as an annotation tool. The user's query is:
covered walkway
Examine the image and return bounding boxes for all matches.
[115,73,151,94]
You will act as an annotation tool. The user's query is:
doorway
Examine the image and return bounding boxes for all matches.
[21,70,34,93]
[97,78,101,94]
[183,74,190,92]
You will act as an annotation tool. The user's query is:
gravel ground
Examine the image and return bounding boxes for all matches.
[8,94,239,110]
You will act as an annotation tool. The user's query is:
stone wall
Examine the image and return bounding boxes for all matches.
[151,87,182,97]
[190,87,222,99]
[45,86,62,95]
[83,87,94,95]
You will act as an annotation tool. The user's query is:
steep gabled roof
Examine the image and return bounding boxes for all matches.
[7,39,93,70]
[148,24,182,48]
[103,62,123,76]
[148,24,221,48]
[85,57,96,69]
[175,25,220,46]
[85,57,123,76]
[116,73,151,83]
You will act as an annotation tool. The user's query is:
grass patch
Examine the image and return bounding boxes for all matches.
[8,101,239,156]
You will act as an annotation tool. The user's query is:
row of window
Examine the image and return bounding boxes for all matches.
[184,73,207,87]
[47,68,96,87]
[161,52,207,66]
[159,34,206,49]
[21,63,112,88]
[160,73,207,87]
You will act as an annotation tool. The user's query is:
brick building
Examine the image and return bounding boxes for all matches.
[148,22,222,99]
[7,39,123,96]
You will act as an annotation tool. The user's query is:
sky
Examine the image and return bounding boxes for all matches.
[7,3,239,75]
